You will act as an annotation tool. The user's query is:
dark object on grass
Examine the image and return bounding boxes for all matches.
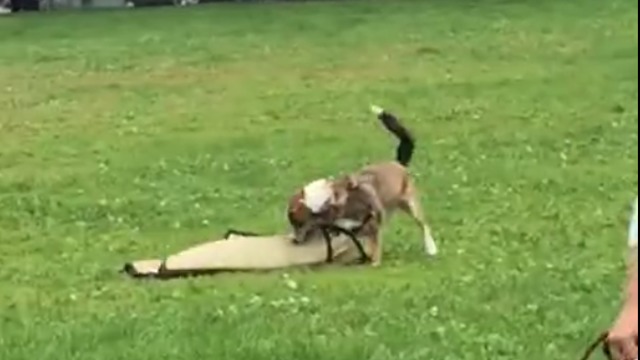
[580,331,612,360]
[10,0,39,11]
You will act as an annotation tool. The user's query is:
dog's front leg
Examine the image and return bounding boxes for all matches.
[292,223,318,244]
[356,190,385,267]
[369,231,383,267]
[361,217,383,267]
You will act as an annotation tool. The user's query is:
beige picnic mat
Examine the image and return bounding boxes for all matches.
[123,231,372,278]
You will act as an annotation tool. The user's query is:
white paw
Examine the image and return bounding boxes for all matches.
[424,237,438,256]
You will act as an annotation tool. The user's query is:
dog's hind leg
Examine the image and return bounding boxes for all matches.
[369,231,384,267]
[399,188,438,256]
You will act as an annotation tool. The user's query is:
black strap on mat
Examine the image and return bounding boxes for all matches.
[321,225,370,264]
[320,213,373,264]
[579,331,613,360]
[223,229,263,240]
[221,226,371,264]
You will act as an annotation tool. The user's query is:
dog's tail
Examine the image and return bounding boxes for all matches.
[370,105,416,167]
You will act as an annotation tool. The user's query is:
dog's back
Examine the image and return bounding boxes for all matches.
[355,161,409,208]
[348,106,417,207]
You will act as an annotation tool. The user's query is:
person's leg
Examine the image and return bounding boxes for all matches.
[608,198,639,360]
[608,258,638,360]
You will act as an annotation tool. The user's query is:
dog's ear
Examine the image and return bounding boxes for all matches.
[346,175,359,190]
[289,190,304,205]
[287,190,306,215]
[330,176,356,206]
[287,190,311,226]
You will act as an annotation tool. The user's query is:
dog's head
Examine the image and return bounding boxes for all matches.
[287,177,358,243]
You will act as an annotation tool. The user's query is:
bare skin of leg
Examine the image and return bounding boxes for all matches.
[608,256,638,360]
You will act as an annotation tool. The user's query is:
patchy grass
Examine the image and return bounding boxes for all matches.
[0,0,637,359]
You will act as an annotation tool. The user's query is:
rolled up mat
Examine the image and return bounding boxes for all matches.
[123,232,371,279]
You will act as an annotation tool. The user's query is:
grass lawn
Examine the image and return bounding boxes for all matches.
[0,0,637,359]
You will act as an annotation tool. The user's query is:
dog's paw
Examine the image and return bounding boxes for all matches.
[425,248,438,257]
[424,236,438,256]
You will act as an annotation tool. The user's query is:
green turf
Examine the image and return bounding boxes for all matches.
[0,0,637,359]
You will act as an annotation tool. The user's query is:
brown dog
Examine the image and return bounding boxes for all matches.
[286,106,438,266]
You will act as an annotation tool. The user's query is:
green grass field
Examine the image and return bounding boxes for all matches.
[0,0,637,359]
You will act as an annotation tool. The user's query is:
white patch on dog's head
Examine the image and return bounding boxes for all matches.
[302,179,333,214]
